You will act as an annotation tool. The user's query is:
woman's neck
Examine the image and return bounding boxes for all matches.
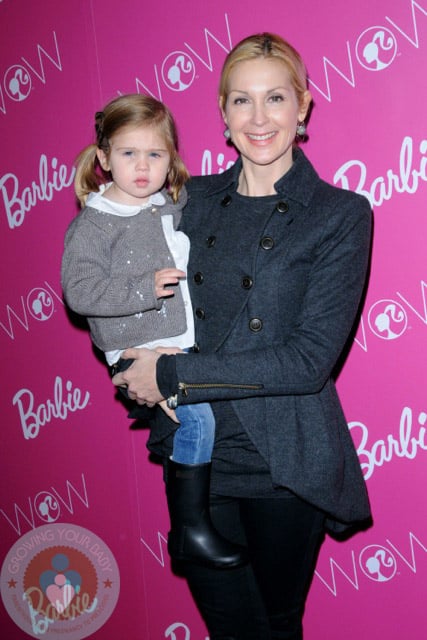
[237,157,293,197]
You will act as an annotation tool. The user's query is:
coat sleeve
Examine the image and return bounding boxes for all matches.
[173,193,372,403]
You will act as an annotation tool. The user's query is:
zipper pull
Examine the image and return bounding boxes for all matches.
[178,382,188,397]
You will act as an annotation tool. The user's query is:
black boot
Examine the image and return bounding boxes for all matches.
[166,459,248,569]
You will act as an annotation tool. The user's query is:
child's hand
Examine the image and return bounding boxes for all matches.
[159,399,180,423]
[154,268,185,298]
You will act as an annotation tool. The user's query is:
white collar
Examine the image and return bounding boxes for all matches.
[87,184,166,217]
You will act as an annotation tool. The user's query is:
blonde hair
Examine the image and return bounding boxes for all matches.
[74,94,189,206]
[219,33,310,111]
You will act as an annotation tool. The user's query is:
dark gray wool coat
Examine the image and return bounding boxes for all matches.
[148,147,373,533]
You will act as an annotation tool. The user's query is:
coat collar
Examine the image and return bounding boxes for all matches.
[203,147,319,207]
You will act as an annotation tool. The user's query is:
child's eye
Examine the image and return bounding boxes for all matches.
[123,150,134,157]
[149,152,161,158]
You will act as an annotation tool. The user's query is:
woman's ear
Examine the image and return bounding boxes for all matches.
[298,90,312,122]
[96,148,110,171]
[219,98,227,125]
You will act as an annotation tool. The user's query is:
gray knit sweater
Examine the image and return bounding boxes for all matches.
[61,188,188,352]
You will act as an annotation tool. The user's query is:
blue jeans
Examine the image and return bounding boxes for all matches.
[173,403,216,464]
[110,355,215,464]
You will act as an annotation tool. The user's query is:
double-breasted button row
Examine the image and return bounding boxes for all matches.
[276,201,289,213]
[205,235,276,251]
[249,318,263,332]
[260,236,274,250]
[220,195,288,213]
[194,272,253,290]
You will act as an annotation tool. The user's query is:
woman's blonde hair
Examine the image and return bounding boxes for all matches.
[74,94,189,206]
[219,33,310,111]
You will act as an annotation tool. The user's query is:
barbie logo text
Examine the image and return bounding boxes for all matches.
[13,376,90,440]
[350,405,427,480]
[333,135,427,207]
[0,154,75,229]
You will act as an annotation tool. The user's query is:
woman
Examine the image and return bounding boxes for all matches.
[113,33,372,640]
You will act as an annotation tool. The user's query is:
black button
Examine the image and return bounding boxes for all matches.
[192,342,200,353]
[249,318,263,332]
[276,201,289,213]
[260,236,274,250]
[194,272,204,284]
[221,195,232,207]
[195,308,205,319]
[242,276,253,289]
[206,236,216,247]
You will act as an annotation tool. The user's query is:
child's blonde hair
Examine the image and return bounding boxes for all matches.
[74,94,189,205]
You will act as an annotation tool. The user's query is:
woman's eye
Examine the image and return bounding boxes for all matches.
[233,97,248,105]
[269,94,284,103]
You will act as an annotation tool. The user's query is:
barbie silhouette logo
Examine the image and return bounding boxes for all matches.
[356,27,397,71]
[1,281,64,340]
[0,523,120,639]
[34,493,60,524]
[359,545,397,582]
[0,32,62,115]
[161,52,195,92]
[27,288,54,321]
[1,475,89,535]
[4,65,31,102]
[368,300,407,340]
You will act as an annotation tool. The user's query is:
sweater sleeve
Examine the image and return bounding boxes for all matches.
[61,216,161,317]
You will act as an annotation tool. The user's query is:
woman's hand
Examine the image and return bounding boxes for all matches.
[112,347,164,405]
[159,400,180,423]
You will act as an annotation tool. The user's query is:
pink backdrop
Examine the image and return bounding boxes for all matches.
[1,0,426,638]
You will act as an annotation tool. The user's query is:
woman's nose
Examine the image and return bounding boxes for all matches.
[251,101,268,125]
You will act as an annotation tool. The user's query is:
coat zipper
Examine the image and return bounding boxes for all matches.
[178,382,263,397]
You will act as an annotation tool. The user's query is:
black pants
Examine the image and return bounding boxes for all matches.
[180,493,325,640]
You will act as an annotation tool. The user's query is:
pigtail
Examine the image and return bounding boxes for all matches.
[74,109,110,207]
[167,153,190,203]
[74,144,109,207]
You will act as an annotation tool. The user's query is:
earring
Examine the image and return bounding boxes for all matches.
[223,128,231,139]
[296,121,307,137]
